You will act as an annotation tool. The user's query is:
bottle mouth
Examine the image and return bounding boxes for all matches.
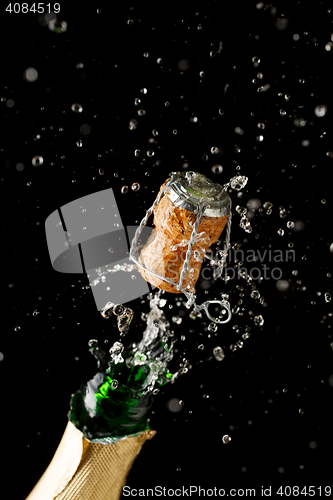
[165,171,230,217]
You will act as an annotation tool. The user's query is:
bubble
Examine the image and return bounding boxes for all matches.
[213,346,225,361]
[277,228,285,236]
[280,109,287,116]
[76,140,83,147]
[218,109,225,115]
[137,109,146,116]
[121,185,129,194]
[71,103,83,113]
[252,56,260,64]
[222,435,231,444]
[131,182,140,192]
[140,88,148,94]
[0,352,3,361]
[325,292,332,303]
[16,163,24,171]
[315,105,327,117]
[134,149,141,157]
[134,98,141,106]
[111,380,119,389]
[287,221,295,228]
[32,155,44,166]
[146,150,155,157]
[198,344,204,350]
[23,67,38,82]
[257,122,265,129]
[211,146,219,154]
[330,243,333,253]
[6,99,15,108]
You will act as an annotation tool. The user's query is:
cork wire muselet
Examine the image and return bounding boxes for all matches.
[129,171,232,325]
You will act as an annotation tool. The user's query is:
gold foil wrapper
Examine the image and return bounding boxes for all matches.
[26,421,155,500]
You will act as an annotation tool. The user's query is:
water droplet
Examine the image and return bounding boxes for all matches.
[325,292,331,303]
[178,59,190,70]
[280,109,286,116]
[131,182,140,191]
[134,149,141,157]
[230,175,248,191]
[315,105,327,117]
[276,280,289,292]
[172,315,182,325]
[137,109,146,116]
[48,19,67,33]
[129,119,138,130]
[111,379,119,389]
[211,146,219,154]
[88,339,98,347]
[32,155,43,166]
[146,150,155,157]
[254,315,264,326]
[113,304,125,316]
[222,435,231,444]
[14,326,20,332]
[213,346,225,361]
[198,344,204,350]
[277,228,285,236]
[250,290,260,299]
[287,221,295,228]
[252,56,260,64]
[134,98,141,106]
[23,67,38,82]
[211,164,223,174]
[76,140,83,147]
[218,109,225,115]
[71,103,83,113]
[121,185,129,194]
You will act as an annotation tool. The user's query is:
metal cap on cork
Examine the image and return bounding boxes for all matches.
[164,171,230,217]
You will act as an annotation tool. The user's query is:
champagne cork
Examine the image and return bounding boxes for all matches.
[138,172,230,293]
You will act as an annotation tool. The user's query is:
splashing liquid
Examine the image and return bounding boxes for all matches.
[69,291,184,443]
[70,171,257,443]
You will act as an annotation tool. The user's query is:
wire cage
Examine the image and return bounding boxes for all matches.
[129,172,232,325]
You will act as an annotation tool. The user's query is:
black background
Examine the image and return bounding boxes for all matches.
[1,1,333,498]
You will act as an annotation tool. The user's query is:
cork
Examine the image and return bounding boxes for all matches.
[138,179,229,293]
